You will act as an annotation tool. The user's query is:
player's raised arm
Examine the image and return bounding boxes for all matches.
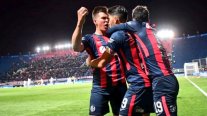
[86,47,113,68]
[71,7,88,52]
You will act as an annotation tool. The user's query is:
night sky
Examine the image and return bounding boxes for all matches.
[0,0,207,56]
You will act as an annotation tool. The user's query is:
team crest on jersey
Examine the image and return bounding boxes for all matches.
[99,46,106,53]
[90,105,96,112]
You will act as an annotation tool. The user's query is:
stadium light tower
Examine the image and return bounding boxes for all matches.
[157,29,175,40]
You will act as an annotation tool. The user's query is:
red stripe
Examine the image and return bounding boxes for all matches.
[110,58,118,86]
[119,55,127,84]
[93,35,107,88]
[146,29,169,76]
[128,95,136,116]
[119,49,130,71]
[128,34,151,87]
[102,36,118,86]
[161,96,171,116]
[137,46,149,75]
[134,34,149,57]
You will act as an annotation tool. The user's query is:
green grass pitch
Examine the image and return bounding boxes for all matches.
[0,77,207,116]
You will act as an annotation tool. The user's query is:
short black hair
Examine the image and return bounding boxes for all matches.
[132,5,149,22]
[92,6,108,19]
[108,5,128,23]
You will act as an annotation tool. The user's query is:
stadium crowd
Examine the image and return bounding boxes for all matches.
[1,51,91,83]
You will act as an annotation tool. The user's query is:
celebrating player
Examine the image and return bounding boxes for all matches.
[71,6,127,116]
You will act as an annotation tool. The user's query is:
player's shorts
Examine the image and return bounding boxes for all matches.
[152,74,179,116]
[89,85,127,115]
[119,86,154,116]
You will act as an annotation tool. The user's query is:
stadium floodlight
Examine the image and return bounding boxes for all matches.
[54,45,61,49]
[157,29,175,39]
[42,46,50,51]
[54,43,72,50]
[36,47,41,53]
[55,44,64,49]
[64,43,71,48]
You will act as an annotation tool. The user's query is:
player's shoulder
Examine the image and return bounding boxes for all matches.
[82,34,93,41]
[111,30,126,38]
[111,30,130,41]
[83,34,93,38]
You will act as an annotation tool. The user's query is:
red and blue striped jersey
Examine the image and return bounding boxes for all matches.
[82,34,126,88]
[107,21,173,78]
[108,31,151,88]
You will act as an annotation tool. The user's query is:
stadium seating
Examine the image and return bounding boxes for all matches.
[0,50,91,83]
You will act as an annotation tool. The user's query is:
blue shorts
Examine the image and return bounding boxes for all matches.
[89,85,127,115]
[152,75,179,116]
[119,87,154,116]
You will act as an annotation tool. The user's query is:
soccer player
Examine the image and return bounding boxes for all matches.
[90,5,179,116]
[71,6,127,116]
[87,5,154,116]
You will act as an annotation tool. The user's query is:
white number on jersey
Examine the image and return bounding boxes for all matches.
[154,101,163,113]
[121,98,128,109]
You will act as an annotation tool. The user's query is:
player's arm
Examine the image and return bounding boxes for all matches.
[86,47,113,68]
[87,31,125,68]
[71,7,88,52]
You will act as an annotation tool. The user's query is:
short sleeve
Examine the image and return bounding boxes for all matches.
[81,35,89,50]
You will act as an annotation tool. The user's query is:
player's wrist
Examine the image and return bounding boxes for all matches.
[77,23,83,28]
[77,20,84,27]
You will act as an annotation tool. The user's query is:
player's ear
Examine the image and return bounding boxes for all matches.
[114,18,119,24]
[115,19,119,24]
[93,19,97,25]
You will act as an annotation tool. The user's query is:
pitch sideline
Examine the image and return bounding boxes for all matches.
[185,77,207,97]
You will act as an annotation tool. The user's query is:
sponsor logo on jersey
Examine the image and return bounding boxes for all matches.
[99,46,106,53]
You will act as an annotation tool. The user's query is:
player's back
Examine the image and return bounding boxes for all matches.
[132,21,173,78]
[108,30,151,89]
[107,21,174,78]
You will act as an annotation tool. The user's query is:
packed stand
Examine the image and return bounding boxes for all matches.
[1,51,91,83]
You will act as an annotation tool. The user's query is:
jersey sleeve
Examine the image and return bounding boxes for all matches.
[107,31,127,53]
[106,21,136,37]
[81,34,95,58]
[81,34,91,52]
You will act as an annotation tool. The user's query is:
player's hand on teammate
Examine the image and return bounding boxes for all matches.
[86,55,92,67]
[77,7,89,26]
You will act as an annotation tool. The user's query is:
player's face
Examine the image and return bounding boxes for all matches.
[109,15,117,27]
[93,12,109,32]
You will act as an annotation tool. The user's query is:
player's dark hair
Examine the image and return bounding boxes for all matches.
[108,5,128,23]
[92,6,108,19]
[132,5,149,22]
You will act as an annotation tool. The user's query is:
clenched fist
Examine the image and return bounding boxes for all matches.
[77,7,89,26]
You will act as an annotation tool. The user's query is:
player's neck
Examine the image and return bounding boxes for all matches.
[94,29,106,36]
